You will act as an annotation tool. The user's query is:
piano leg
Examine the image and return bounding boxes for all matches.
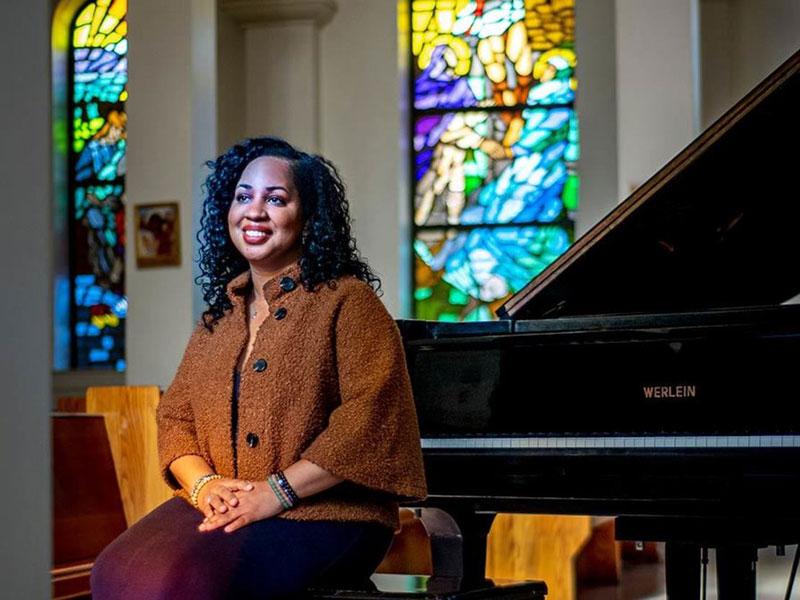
[665,542,700,600]
[716,545,757,600]
[444,506,496,585]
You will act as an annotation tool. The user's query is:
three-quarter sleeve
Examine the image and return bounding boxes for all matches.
[300,283,428,501]
[156,323,206,490]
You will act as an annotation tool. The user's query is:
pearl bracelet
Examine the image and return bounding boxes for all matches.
[190,473,222,508]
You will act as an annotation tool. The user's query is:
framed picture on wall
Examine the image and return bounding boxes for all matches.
[134,201,181,268]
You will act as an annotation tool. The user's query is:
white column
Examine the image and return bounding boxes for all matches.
[0,0,51,594]
[221,0,337,152]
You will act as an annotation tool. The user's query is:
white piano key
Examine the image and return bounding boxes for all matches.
[419,435,800,450]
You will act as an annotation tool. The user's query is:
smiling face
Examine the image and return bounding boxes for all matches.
[227,156,304,273]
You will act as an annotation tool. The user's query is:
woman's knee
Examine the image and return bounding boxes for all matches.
[90,539,129,598]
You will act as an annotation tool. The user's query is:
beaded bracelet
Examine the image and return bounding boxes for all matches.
[275,470,300,507]
[266,471,300,510]
[267,475,292,511]
[190,473,222,508]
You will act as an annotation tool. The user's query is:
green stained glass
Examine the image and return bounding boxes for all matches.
[563,173,579,211]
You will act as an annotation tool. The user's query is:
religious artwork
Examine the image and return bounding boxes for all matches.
[410,0,579,321]
[135,202,182,268]
[70,0,128,370]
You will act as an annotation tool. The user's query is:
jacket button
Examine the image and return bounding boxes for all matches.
[274,307,287,320]
[279,276,297,292]
[252,358,267,372]
[246,432,259,448]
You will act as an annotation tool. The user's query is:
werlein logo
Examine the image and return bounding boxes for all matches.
[643,385,697,399]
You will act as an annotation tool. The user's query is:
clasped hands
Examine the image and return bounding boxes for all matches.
[195,477,283,534]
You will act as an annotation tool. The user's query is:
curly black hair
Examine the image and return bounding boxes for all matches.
[196,137,381,330]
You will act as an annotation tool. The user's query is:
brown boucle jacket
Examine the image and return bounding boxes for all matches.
[156,261,428,531]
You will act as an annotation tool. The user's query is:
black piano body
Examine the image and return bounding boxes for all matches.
[399,48,800,599]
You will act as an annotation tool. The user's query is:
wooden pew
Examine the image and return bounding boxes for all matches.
[85,386,172,525]
[52,413,127,599]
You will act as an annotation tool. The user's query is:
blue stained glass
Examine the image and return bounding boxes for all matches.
[86,324,101,336]
[89,349,109,362]
[75,138,126,181]
[75,273,94,288]
[115,359,126,371]
[87,207,104,228]
[416,226,571,307]
[101,290,117,306]
[76,322,88,336]
[415,46,478,110]
[86,287,102,305]
[527,80,574,105]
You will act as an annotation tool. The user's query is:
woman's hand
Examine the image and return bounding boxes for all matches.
[198,481,283,533]
[195,477,255,519]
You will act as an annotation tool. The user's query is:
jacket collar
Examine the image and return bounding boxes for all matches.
[225,260,303,306]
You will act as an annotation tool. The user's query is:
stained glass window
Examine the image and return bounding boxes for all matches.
[68,0,128,369]
[410,0,578,321]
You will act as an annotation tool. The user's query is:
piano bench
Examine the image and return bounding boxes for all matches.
[305,574,547,600]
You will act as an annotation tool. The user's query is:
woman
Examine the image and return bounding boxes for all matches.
[91,137,428,599]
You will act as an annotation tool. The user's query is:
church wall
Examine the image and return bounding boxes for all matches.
[217,8,245,152]
[614,0,699,196]
[125,0,200,387]
[574,0,618,238]
[319,0,407,315]
[1,0,52,593]
[701,0,800,127]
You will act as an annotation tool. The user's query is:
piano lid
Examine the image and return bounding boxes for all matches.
[498,49,800,321]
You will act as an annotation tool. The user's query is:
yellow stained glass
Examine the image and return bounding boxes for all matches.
[108,0,126,19]
[506,22,527,61]
[413,11,433,32]
[76,4,94,27]
[99,15,119,34]
[74,24,90,48]
[91,4,108,41]
[104,32,122,46]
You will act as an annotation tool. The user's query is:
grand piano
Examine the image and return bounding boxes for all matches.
[399,49,800,599]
